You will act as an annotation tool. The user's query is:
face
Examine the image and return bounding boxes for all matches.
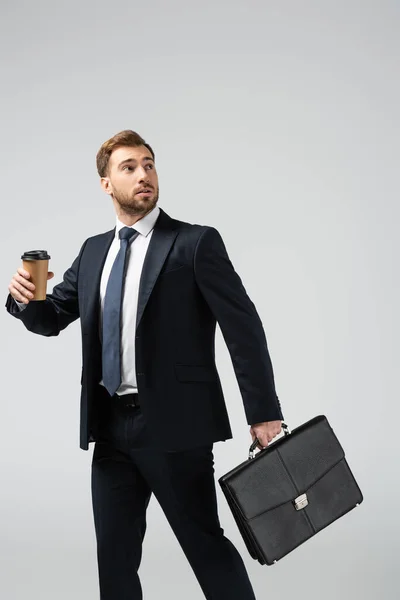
[101,145,159,218]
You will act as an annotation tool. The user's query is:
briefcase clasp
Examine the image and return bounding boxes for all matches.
[294,493,308,510]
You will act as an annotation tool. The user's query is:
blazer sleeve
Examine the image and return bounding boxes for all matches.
[194,226,284,425]
[5,239,88,337]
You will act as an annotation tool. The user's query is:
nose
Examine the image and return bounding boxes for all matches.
[138,166,150,183]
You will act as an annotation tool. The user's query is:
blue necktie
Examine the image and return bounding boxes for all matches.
[102,226,140,396]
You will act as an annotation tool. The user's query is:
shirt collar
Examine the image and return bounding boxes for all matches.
[115,205,160,240]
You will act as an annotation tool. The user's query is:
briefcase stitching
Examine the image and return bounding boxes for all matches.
[275,448,316,534]
[223,454,362,565]
[221,483,267,563]
[222,447,346,520]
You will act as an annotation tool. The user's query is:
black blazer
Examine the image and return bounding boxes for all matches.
[5,208,283,451]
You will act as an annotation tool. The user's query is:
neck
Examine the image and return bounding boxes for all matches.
[114,205,154,226]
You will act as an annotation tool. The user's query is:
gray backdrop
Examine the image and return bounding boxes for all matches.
[1,1,398,598]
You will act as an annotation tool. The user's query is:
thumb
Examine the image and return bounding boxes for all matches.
[47,271,55,280]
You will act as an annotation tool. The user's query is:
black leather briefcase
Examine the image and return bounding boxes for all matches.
[218,415,363,565]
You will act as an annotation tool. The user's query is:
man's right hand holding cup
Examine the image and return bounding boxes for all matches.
[8,268,54,305]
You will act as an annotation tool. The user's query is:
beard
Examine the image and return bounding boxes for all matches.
[112,185,159,217]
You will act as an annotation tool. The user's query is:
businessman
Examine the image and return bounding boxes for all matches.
[6,130,284,599]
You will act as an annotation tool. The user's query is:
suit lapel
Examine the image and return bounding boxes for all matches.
[82,207,179,333]
[136,208,179,330]
[81,229,115,332]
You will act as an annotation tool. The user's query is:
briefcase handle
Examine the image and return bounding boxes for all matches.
[248,422,291,459]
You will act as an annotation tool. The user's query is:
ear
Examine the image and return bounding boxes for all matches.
[100,177,113,196]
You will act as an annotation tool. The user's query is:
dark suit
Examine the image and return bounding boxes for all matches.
[6,207,283,598]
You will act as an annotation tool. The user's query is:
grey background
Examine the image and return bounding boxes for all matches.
[1,1,398,598]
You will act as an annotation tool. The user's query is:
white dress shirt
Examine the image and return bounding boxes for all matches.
[16,205,161,396]
[99,205,160,395]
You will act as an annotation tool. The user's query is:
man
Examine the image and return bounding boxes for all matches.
[6,130,284,599]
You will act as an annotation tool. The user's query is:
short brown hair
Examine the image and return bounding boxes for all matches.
[96,130,155,177]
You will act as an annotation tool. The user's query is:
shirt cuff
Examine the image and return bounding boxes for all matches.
[14,299,28,311]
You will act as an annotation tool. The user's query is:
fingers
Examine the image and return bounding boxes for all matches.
[255,430,280,448]
[251,421,284,451]
[8,268,35,304]
[251,432,267,449]
[8,282,31,304]
[266,424,282,441]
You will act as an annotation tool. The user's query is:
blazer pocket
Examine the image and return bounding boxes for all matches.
[175,364,217,382]
[159,264,187,277]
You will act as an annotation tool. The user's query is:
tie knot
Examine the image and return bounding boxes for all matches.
[119,227,139,242]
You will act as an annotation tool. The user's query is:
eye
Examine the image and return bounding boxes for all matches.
[122,165,134,171]
[146,164,154,170]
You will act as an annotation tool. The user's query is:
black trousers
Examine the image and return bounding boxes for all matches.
[91,389,256,600]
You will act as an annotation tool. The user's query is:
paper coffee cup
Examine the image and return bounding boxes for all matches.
[21,250,51,301]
